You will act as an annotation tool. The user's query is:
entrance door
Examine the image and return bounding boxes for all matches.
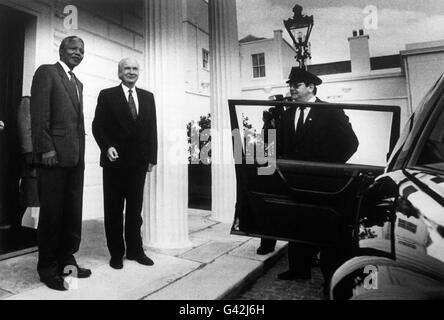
[0,4,37,259]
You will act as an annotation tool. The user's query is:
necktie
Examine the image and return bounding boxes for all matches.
[294,107,305,141]
[68,71,79,101]
[128,89,138,120]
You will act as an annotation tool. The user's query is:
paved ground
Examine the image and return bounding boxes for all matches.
[236,255,326,300]
[0,210,289,300]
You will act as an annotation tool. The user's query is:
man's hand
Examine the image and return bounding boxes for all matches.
[107,147,119,162]
[147,163,155,173]
[42,151,58,168]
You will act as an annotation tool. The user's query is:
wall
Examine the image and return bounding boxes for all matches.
[281,40,297,82]
[240,39,277,92]
[183,0,210,127]
[240,31,296,99]
[320,70,409,126]
[402,41,444,113]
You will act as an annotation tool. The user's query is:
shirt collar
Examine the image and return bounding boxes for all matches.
[121,83,136,93]
[58,60,72,75]
[308,96,317,103]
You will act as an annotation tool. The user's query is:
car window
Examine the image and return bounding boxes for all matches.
[391,75,444,171]
[232,103,397,167]
[416,105,444,171]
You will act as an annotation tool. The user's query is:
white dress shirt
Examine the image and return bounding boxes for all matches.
[58,60,71,78]
[294,95,316,131]
[58,60,80,99]
[121,84,139,114]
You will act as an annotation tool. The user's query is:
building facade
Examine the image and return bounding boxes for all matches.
[0,0,240,258]
[2,0,444,258]
[238,29,444,128]
[183,0,211,126]
[239,30,296,100]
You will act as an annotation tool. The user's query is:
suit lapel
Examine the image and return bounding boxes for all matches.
[55,63,80,115]
[135,88,146,122]
[78,80,83,114]
[300,101,320,138]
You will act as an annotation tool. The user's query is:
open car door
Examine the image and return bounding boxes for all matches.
[229,100,400,250]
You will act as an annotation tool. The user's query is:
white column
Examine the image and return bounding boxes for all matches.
[142,0,192,249]
[209,0,241,222]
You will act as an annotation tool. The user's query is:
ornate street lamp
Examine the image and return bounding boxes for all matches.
[284,4,314,70]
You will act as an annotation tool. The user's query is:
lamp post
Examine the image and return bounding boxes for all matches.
[284,4,314,70]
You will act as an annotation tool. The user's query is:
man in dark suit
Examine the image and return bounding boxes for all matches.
[92,58,157,270]
[277,68,359,293]
[30,36,91,291]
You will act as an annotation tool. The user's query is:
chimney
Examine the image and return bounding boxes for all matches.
[274,29,283,41]
[348,29,370,74]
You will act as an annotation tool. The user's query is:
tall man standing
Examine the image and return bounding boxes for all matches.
[31,36,91,291]
[92,58,157,270]
[277,68,359,294]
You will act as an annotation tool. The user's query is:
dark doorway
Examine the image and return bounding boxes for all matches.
[0,4,37,259]
[188,164,211,210]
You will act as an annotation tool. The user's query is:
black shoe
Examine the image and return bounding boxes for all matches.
[41,275,68,291]
[110,258,124,270]
[76,266,92,278]
[126,253,154,266]
[256,246,274,255]
[277,270,311,281]
[61,265,92,278]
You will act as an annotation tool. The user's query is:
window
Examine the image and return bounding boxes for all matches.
[416,105,444,171]
[202,49,209,70]
[252,53,266,78]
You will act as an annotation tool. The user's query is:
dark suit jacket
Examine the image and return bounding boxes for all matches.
[281,98,358,163]
[30,63,85,167]
[92,86,158,171]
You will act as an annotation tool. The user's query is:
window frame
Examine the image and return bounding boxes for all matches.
[228,99,401,167]
[252,53,266,79]
[408,89,444,175]
[389,74,444,173]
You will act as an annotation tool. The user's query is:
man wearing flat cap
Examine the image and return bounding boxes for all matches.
[276,67,359,293]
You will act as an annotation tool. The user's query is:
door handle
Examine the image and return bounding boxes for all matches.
[0,120,5,131]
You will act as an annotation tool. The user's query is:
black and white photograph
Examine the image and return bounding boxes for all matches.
[0,0,444,307]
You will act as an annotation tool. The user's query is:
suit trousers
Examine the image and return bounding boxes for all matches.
[288,242,341,282]
[288,242,315,274]
[36,165,84,280]
[259,238,277,251]
[103,167,146,259]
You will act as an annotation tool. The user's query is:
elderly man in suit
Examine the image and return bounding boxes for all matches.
[277,68,359,294]
[30,36,91,291]
[92,58,157,270]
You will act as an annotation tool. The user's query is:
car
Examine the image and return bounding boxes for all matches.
[330,75,444,300]
[227,74,444,300]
